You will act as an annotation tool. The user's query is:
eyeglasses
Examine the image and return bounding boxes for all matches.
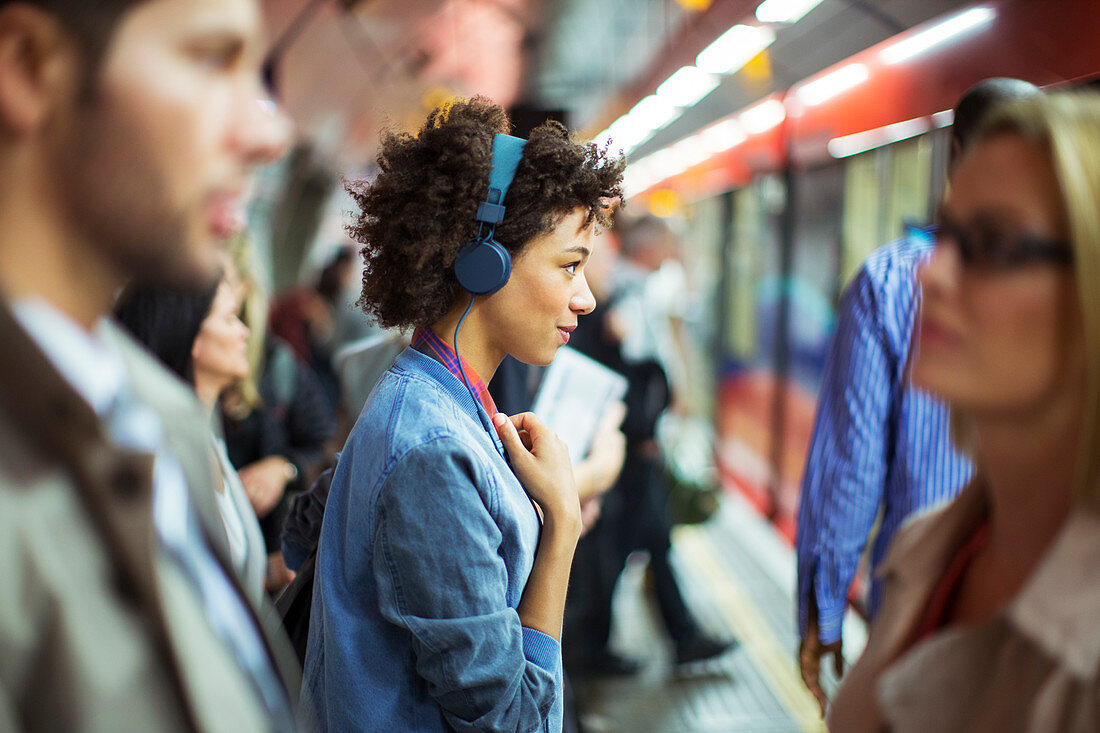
[906,212,1073,270]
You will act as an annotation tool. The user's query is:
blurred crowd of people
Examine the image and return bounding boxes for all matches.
[1,1,1099,733]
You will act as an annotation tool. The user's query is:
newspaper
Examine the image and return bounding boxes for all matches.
[530,346,628,463]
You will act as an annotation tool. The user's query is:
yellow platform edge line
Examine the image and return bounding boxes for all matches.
[674,525,827,733]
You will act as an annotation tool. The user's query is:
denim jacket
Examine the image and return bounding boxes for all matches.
[302,348,563,732]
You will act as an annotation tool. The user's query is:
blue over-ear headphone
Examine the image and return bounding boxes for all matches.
[454,133,527,295]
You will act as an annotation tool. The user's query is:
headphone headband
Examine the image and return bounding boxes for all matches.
[454,133,527,296]
[475,134,527,226]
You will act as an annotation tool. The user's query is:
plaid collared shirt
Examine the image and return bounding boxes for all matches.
[412,327,498,417]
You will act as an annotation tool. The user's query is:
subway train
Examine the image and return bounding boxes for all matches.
[613,0,1100,565]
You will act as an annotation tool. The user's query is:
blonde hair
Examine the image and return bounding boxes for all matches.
[971,92,1100,509]
[222,233,268,418]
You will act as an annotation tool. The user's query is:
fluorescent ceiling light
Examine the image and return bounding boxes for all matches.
[827,116,931,158]
[629,160,655,182]
[796,63,868,106]
[670,136,710,168]
[623,163,657,197]
[657,66,720,108]
[627,94,679,132]
[605,117,653,151]
[880,7,996,65]
[696,24,776,74]
[755,0,824,24]
[700,119,746,153]
[596,93,681,156]
[623,180,646,199]
[648,148,688,180]
[740,98,786,134]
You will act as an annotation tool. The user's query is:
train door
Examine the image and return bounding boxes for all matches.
[677,193,727,422]
[715,175,785,523]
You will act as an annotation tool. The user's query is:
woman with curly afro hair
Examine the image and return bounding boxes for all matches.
[302,97,625,733]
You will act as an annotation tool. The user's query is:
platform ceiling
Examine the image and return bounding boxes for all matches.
[262,0,972,168]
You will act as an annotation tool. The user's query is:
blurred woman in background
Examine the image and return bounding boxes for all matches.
[115,278,267,603]
[221,236,336,591]
[830,93,1100,731]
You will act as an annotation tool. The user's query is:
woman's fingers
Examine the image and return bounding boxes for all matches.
[506,412,556,455]
[494,413,531,466]
[494,412,579,522]
[506,411,542,435]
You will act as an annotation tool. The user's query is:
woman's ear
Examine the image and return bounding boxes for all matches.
[0,5,78,136]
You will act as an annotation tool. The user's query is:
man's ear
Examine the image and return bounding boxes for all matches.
[948,136,963,176]
[0,4,76,136]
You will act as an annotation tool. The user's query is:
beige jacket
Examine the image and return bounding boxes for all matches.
[829,481,1100,732]
[0,301,302,731]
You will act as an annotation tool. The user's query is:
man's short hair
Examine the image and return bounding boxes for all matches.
[617,215,673,259]
[951,78,1041,164]
[7,1,145,78]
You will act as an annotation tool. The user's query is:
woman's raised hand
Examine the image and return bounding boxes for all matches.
[493,412,581,531]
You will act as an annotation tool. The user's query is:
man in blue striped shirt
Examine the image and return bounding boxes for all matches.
[796,78,1040,714]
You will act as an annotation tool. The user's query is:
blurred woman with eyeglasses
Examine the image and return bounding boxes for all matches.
[829,93,1100,731]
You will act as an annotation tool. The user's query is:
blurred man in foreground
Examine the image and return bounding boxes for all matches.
[0,1,299,730]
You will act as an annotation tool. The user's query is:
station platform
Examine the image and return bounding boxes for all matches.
[571,493,867,733]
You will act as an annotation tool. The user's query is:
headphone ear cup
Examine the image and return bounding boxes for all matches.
[454,239,512,295]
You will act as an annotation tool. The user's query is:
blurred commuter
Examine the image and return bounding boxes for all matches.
[115,280,268,603]
[269,247,359,411]
[221,236,337,591]
[609,215,694,406]
[796,78,1039,712]
[565,215,733,675]
[301,97,624,732]
[0,0,301,730]
[830,92,1100,732]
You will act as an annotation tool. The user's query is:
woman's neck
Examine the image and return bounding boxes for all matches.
[193,372,229,415]
[428,300,505,383]
[970,397,1079,569]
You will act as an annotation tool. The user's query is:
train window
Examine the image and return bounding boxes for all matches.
[725,181,773,367]
[679,195,725,417]
[840,132,938,288]
[884,136,934,245]
[790,163,843,390]
[926,126,953,220]
[841,148,884,287]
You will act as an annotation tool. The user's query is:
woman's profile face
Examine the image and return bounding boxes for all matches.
[912,133,1084,416]
[192,280,251,383]
[482,206,598,366]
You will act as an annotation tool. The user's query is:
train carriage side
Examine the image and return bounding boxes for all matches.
[628,0,1100,616]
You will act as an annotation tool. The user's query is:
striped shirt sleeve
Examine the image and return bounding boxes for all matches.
[796,261,897,645]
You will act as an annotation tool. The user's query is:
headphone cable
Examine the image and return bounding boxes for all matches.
[453,293,488,426]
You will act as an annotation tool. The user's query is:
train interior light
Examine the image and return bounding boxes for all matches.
[656,66,722,108]
[880,6,997,65]
[795,63,870,107]
[739,99,786,134]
